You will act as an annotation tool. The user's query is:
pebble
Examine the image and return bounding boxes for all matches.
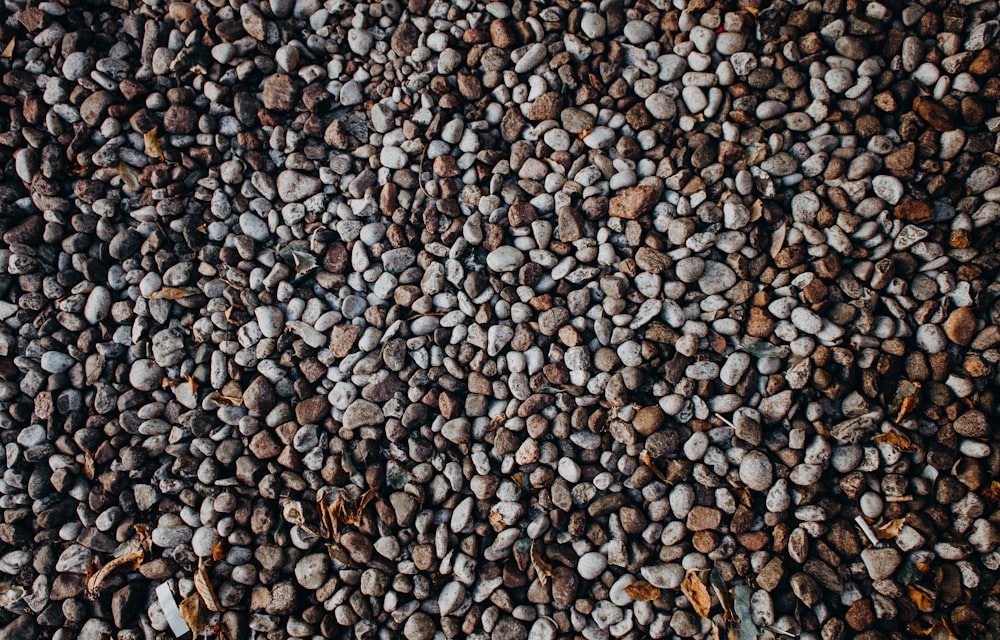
[0,1,996,638]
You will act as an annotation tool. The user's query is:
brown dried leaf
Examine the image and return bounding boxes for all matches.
[148,286,199,300]
[981,481,1000,507]
[681,571,712,618]
[195,559,224,612]
[749,199,763,222]
[86,537,146,598]
[342,487,378,525]
[82,447,96,481]
[623,581,661,601]
[179,593,210,635]
[874,518,906,540]
[325,543,355,568]
[1,40,13,59]
[640,451,671,484]
[907,585,935,612]
[488,509,507,531]
[118,162,140,192]
[530,542,555,586]
[874,431,920,453]
[144,127,165,160]
[770,224,787,259]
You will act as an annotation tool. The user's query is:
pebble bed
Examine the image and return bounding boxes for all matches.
[1,0,1000,639]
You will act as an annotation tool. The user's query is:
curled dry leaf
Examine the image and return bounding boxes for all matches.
[530,541,555,586]
[907,585,935,612]
[316,486,378,540]
[907,617,959,640]
[278,245,318,275]
[86,525,150,598]
[194,559,224,613]
[118,162,140,192]
[144,127,165,160]
[681,570,712,619]
[488,509,507,531]
[874,518,906,539]
[874,431,920,453]
[770,224,787,258]
[623,580,661,601]
[82,447,96,481]
[148,286,199,300]
[640,451,671,484]
[710,566,736,622]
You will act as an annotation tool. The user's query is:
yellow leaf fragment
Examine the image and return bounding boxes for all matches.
[1,39,13,59]
[907,585,935,612]
[531,542,555,587]
[194,559,224,612]
[681,571,712,618]
[623,580,661,601]
[874,431,920,453]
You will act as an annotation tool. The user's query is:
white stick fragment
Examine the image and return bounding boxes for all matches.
[854,515,880,547]
[156,582,190,637]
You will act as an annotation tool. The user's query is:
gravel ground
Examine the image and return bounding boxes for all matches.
[1,0,1000,638]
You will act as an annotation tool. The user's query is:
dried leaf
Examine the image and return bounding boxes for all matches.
[769,224,786,258]
[0,584,24,609]
[982,481,1000,507]
[487,413,507,432]
[488,509,507,531]
[1,39,13,59]
[710,566,736,623]
[681,571,712,619]
[749,199,763,222]
[737,340,788,358]
[907,585,935,612]
[82,447,96,481]
[205,390,243,407]
[179,593,210,635]
[893,381,922,423]
[144,127,165,160]
[278,246,318,275]
[326,543,355,568]
[86,526,149,598]
[118,162,140,192]
[530,541,555,586]
[148,286,199,300]
[908,618,959,640]
[194,559,224,612]
[640,451,671,484]
[624,580,661,601]
[874,431,920,453]
[212,541,225,562]
[875,518,906,540]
